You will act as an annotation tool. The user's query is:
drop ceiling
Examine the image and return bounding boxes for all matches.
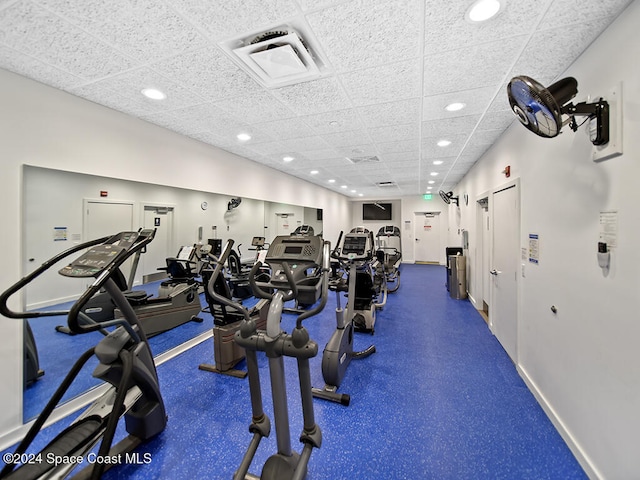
[0,0,632,198]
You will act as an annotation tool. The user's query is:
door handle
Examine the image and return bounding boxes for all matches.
[489,269,502,276]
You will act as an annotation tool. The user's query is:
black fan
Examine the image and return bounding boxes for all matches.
[439,190,459,206]
[507,75,609,145]
[227,197,242,211]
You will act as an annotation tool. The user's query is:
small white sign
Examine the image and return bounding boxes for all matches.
[529,233,539,264]
[599,210,618,249]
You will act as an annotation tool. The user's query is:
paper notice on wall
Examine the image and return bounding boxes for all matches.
[599,210,618,248]
[53,227,67,241]
[528,234,539,264]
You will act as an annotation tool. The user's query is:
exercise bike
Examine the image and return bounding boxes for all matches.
[0,230,167,480]
[312,232,376,406]
[208,235,330,480]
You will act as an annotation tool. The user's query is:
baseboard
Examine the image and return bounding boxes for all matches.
[517,365,601,479]
[27,294,78,310]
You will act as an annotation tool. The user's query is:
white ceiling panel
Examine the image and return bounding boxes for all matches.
[0,0,632,198]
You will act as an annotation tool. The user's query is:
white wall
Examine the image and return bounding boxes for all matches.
[0,69,350,441]
[453,2,640,478]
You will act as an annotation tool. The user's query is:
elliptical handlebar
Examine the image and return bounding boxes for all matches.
[0,235,110,320]
[249,260,298,302]
[205,239,251,323]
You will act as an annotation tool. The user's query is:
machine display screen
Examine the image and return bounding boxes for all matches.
[342,236,367,255]
[284,246,303,254]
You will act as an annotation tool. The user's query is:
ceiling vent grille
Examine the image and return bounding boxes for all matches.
[220,19,329,89]
[376,181,398,188]
[346,155,380,164]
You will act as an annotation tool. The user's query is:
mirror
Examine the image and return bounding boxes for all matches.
[22,166,322,421]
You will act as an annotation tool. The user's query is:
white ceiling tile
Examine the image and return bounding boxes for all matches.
[0,1,134,80]
[214,91,295,123]
[306,0,422,72]
[271,76,352,115]
[299,108,364,134]
[376,139,419,155]
[357,98,422,127]
[251,117,316,140]
[36,0,209,62]
[0,44,82,89]
[509,20,613,83]
[423,37,526,96]
[83,67,205,114]
[166,0,299,41]
[281,136,331,152]
[340,59,422,106]
[422,114,481,138]
[423,0,542,53]
[540,0,633,30]
[322,130,373,148]
[422,86,498,121]
[0,0,629,195]
[151,47,263,102]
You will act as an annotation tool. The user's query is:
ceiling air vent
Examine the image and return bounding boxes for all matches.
[376,181,398,188]
[346,155,380,164]
[219,19,329,89]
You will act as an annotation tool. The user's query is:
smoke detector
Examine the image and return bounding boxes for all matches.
[220,20,329,88]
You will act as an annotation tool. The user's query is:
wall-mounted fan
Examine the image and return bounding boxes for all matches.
[439,190,459,206]
[507,75,609,145]
[227,197,242,211]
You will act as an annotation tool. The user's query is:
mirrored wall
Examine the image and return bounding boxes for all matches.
[21,165,322,421]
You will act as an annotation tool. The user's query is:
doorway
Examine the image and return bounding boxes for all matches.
[490,181,520,363]
[414,212,441,264]
[142,205,175,283]
[83,199,134,286]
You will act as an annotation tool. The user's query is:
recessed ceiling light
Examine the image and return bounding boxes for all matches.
[433,160,444,165]
[430,172,439,176]
[350,190,356,193]
[283,156,294,162]
[427,186,433,190]
[445,102,466,112]
[341,185,348,189]
[466,0,503,23]
[310,170,319,175]
[358,193,364,197]
[437,140,452,147]
[328,179,336,183]
[428,180,435,184]
[141,88,166,100]
[237,133,252,141]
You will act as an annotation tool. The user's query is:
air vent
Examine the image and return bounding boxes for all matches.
[219,20,329,89]
[346,155,380,164]
[376,181,398,188]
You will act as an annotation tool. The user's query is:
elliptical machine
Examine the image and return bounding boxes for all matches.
[208,235,330,480]
[0,230,167,480]
[375,226,402,293]
[312,232,376,406]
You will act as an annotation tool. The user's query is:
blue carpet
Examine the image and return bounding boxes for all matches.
[4,264,586,479]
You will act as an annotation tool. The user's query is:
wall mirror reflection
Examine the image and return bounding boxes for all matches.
[21,165,322,422]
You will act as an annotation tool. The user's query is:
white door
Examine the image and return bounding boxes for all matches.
[142,206,175,281]
[414,213,441,263]
[490,183,519,362]
[276,214,294,236]
[84,200,134,285]
[481,202,490,308]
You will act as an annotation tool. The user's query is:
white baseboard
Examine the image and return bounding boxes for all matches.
[517,365,601,479]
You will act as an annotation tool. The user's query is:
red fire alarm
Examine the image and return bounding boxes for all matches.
[502,166,511,178]
[100,191,108,197]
